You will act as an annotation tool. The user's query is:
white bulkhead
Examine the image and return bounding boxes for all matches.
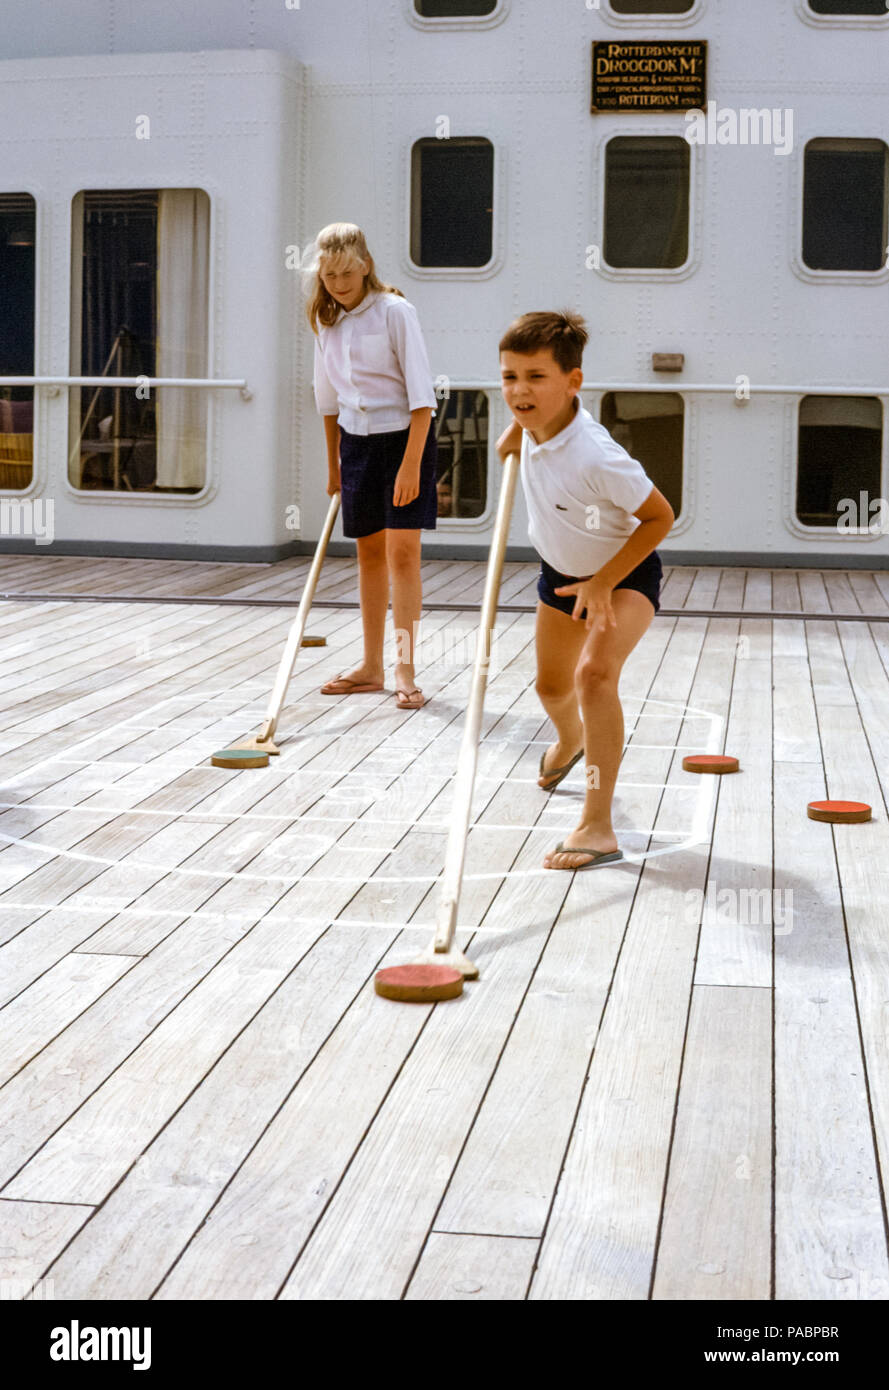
[0,0,886,565]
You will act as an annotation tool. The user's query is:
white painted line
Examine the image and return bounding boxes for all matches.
[0,900,506,934]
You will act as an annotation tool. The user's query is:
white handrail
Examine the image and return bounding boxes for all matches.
[0,375,252,400]
[441,381,889,397]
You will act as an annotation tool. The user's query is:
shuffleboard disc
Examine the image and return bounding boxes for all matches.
[682,753,740,774]
[374,964,464,1003]
[300,636,327,647]
[210,748,270,769]
[807,800,871,824]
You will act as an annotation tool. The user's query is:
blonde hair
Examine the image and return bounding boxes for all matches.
[303,223,403,332]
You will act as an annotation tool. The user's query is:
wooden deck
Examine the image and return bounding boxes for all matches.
[1,554,888,1301]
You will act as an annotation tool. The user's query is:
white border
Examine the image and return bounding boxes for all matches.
[402,134,503,281]
[431,385,496,534]
[0,187,40,498]
[796,0,889,30]
[63,184,220,509]
[790,139,889,286]
[601,0,707,29]
[784,393,888,544]
[595,128,700,282]
[405,0,510,32]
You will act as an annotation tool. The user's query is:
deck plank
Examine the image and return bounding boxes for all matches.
[405,1233,538,1301]
[1,557,889,1298]
[652,985,771,1300]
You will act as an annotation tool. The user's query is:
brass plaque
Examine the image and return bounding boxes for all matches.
[592,40,707,114]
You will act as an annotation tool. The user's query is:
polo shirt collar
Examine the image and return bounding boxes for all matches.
[526,396,584,453]
[341,289,379,318]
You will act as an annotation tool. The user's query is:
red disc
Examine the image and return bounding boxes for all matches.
[374,964,464,1003]
[682,754,740,774]
[807,800,872,824]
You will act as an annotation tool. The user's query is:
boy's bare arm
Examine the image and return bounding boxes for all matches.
[593,486,675,590]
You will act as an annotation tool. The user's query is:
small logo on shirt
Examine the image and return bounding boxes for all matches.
[555,504,567,511]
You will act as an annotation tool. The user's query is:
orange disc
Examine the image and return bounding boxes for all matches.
[374,964,464,1003]
[682,754,740,774]
[807,800,872,824]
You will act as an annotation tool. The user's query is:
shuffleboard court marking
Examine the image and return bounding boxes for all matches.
[0,697,722,891]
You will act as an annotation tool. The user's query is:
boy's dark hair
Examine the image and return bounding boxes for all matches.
[499,310,588,373]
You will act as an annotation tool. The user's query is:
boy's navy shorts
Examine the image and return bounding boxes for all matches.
[338,423,438,538]
[537,550,663,617]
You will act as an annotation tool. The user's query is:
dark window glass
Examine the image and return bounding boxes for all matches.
[70,189,209,493]
[416,0,496,12]
[809,1,888,14]
[610,1,693,12]
[604,137,690,269]
[803,140,888,271]
[601,392,683,517]
[0,194,36,491]
[434,390,488,519]
[797,396,882,527]
[411,139,494,267]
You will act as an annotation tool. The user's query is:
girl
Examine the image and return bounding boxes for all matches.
[304,223,438,709]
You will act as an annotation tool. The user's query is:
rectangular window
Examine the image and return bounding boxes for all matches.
[600,392,683,516]
[415,0,496,13]
[797,396,882,527]
[434,390,488,519]
[604,137,690,269]
[411,139,494,268]
[808,1,888,14]
[0,194,36,491]
[802,140,888,271]
[69,188,210,493]
[610,1,694,11]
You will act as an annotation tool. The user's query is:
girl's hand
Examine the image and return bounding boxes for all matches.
[327,469,341,498]
[496,420,523,464]
[553,576,617,632]
[393,462,420,507]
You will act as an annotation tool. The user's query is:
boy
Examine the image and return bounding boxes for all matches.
[497,311,674,871]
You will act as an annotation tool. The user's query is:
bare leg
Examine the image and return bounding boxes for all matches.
[334,530,389,684]
[534,600,588,787]
[543,589,655,869]
[387,528,423,699]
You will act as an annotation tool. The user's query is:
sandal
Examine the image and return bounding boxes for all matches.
[538,746,584,790]
[395,687,426,709]
[546,842,624,871]
[320,673,384,695]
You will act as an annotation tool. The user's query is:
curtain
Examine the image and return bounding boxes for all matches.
[156,190,209,488]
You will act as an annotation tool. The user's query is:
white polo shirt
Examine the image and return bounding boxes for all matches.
[313,290,437,436]
[521,400,655,576]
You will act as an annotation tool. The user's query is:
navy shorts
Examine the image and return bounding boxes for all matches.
[537,550,663,617]
[338,424,438,538]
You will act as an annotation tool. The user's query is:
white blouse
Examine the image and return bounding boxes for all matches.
[313,290,437,435]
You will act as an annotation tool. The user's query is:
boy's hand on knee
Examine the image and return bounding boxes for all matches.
[554,577,617,632]
[496,420,523,464]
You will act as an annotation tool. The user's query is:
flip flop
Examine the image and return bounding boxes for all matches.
[538,746,584,790]
[320,673,384,695]
[395,686,426,709]
[547,842,624,871]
